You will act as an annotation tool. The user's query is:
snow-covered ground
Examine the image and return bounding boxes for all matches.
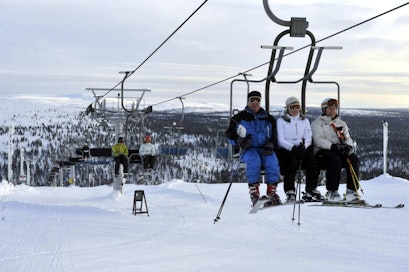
[0,174,408,272]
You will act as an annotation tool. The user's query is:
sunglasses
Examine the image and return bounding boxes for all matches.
[289,104,300,110]
[249,97,261,103]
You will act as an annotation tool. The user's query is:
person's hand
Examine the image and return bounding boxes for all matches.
[343,145,353,156]
[291,144,305,160]
[237,135,252,149]
[263,142,274,155]
[297,144,306,159]
[331,143,352,157]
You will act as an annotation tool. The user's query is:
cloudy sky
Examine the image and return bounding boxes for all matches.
[1,0,408,110]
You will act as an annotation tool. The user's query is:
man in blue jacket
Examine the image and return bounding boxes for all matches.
[226,91,281,206]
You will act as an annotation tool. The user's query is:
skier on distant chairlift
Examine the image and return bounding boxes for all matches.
[112,137,129,177]
[82,143,90,160]
[139,135,156,171]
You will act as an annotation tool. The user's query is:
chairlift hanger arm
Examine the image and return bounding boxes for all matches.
[119,71,133,113]
[307,46,343,82]
[229,46,292,117]
[263,0,290,27]
[263,0,308,37]
[177,97,185,126]
[238,72,252,94]
[262,46,293,82]
[264,30,316,114]
[119,71,149,113]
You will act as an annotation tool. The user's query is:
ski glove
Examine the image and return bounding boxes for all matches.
[237,135,252,149]
[331,143,353,157]
[292,144,306,160]
[262,142,275,155]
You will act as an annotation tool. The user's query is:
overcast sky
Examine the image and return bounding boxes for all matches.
[1,0,408,110]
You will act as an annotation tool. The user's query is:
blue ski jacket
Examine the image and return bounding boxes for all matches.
[225,107,280,184]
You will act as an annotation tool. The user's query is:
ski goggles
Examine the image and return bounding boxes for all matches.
[325,99,338,107]
[249,97,261,103]
[288,104,300,110]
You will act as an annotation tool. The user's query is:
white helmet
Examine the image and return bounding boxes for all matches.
[285,97,300,108]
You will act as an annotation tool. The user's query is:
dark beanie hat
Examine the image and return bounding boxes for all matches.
[248,91,261,99]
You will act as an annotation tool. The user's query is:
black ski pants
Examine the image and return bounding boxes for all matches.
[143,155,156,170]
[276,148,319,193]
[315,149,360,191]
[114,155,129,175]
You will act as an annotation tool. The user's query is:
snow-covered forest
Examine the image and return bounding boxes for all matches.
[0,98,408,186]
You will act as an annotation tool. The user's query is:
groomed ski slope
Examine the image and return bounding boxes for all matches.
[1,173,408,272]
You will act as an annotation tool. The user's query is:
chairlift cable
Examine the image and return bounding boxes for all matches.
[148,2,409,108]
[97,0,209,99]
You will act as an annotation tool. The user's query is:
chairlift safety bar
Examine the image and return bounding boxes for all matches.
[311,46,343,50]
[261,45,294,50]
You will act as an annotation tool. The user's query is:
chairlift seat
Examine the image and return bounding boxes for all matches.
[216,147,229,158]
[160,147,188,156]
[128,149,142,164]
[69,157,84,163]
[90,148,112,157]
[75,148,83,156]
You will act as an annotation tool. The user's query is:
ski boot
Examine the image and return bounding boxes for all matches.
[265,184,281,206]
[249,183,260,207]
[344,189,366,204]
[325,190,343,202]
[302,189,324,202]
[285,190,296,204]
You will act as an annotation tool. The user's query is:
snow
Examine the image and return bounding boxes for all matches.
[0,174,408,272]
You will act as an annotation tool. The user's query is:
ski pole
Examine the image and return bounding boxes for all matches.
[347,157,364,195]
[292,169,304,226]
[213,150,243,224]
[195,183,207,203]
[292,140,304,226]
[330,123,364,195]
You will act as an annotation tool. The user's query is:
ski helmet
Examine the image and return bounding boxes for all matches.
[285,97,300,108]
[321,98,338,113]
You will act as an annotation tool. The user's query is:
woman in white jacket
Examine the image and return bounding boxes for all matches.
[139,135,156,170]
[311,98,360,202]
[276,97,322,202]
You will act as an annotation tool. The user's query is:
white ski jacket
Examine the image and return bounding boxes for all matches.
[311,114,354,155]
[139,143,156,156]
[276,112,312,151]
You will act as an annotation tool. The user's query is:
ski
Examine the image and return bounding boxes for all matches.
[309,202,404,209]
[301,192,325,203]
[259,199,304,211]
[249,196,304,214]
[309,202,381,209]
[378,203,405,209]
[301,198,323,203]
[249,196,270,214]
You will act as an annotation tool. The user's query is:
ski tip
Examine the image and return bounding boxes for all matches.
[396,204,405,208]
